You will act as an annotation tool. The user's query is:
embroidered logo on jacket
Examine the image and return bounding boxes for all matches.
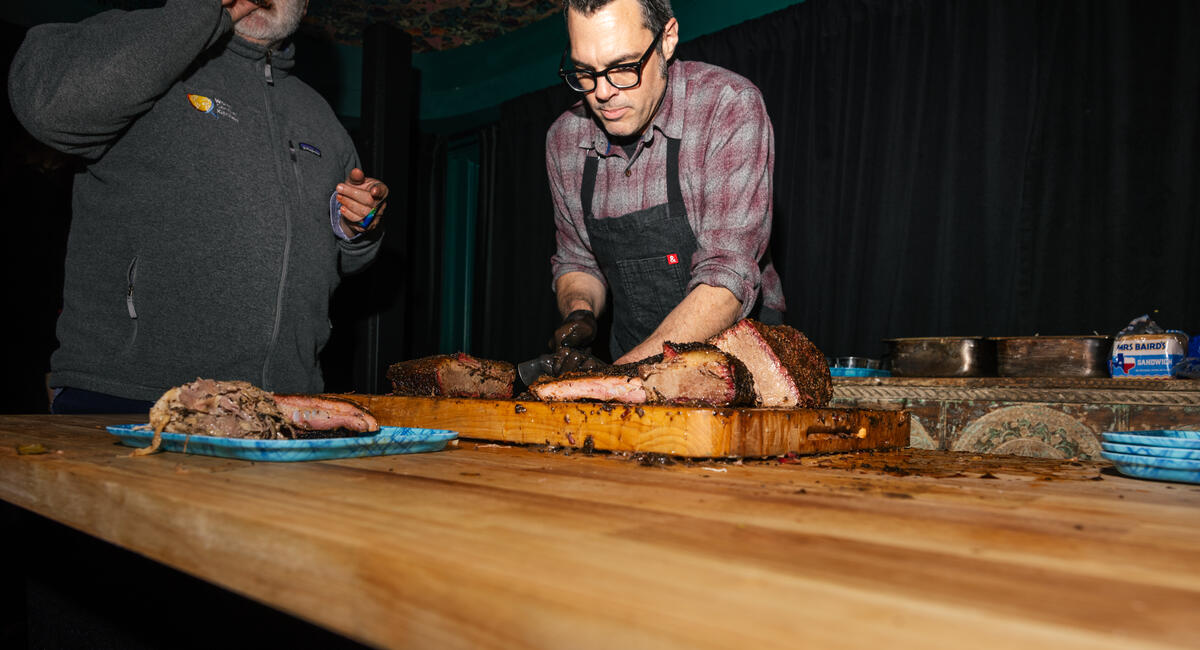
[666,253,680,265]
[186,93,240,123]
[299,142,322,157]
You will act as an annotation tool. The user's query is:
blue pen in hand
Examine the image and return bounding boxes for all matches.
[361,206,378,229]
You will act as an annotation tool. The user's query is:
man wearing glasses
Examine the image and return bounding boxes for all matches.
[546,0,785,369]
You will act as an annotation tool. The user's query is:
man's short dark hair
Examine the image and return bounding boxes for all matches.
[562,0,674,36]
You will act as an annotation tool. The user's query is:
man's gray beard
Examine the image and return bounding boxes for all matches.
[234,2,305,44]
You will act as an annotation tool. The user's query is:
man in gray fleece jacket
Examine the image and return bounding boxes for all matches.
[8,0,388,412]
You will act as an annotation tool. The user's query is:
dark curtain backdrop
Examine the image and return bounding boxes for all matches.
[472,86,581,361]
[468,0,1199,363]
[323,133,445,391]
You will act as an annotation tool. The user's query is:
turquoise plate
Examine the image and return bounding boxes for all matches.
[1101,431,1200,450]
[1101,441,1200,461]
[1100,450,1200,485]
[106,424,457,462]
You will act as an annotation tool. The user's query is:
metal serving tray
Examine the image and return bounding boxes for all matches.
[991,335,1112,378]
[883,337,996,377]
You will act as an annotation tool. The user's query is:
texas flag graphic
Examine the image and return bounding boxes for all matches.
[1111,353,1135,375]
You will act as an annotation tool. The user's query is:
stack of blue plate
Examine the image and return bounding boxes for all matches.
[1100,430,1200,484]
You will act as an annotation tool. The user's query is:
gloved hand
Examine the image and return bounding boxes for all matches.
[551,347,609,376]
[549,309,598,351]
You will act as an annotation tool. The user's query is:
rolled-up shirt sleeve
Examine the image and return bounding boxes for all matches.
[687,87,775,319]
[547,130,607,292]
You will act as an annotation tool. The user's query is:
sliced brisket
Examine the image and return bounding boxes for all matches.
[708,320,832,407]
[387,353,516,399]
[272,393,380,437]
[529,362,646,403]
[638,342,756,406]
[530,342,754,407]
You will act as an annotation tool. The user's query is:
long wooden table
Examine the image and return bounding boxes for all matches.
[2,415,1199,648]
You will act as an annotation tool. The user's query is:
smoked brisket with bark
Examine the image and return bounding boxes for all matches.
[638,342,756,406]
[529,342,754,407]
[528,361,646,403]
[708,320,832,407]
[387,353,516,399]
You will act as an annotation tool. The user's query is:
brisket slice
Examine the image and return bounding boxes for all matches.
[529,342,754,407]
[708,320,832,408]
[529,362,646,403]
[271,393,380,438]
[387,353,515,399]
[137,379,379,455]
[638,342,756,406]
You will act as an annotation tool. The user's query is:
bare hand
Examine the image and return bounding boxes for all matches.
[222,0,262,24]
[336,168,388,236]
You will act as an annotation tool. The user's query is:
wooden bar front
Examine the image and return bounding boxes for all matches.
[833,377,1200,459]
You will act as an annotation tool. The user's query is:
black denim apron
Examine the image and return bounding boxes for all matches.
[583,137,699,360]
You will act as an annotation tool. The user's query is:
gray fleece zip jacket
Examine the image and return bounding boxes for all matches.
[8,0,381,401]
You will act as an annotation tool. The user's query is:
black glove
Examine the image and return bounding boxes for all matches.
[549,309,598,351]
[551,347,609,376]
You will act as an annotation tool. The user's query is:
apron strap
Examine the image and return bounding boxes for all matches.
[581,152,599,218]
[581,136,684,219]
[664,137,683,209]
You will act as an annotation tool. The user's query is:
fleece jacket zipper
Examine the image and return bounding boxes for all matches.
[260,48,293,388]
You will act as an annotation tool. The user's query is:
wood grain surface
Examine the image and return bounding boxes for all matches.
[2,415,1199,649]
[342,395,910,457]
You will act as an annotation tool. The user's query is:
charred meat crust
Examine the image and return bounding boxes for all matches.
[743,320,832,407]
[726,352,757,406]
[386,356,447,396]
[387,353,516,398]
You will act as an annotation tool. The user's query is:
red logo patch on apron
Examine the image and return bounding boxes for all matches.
[666,253,680,265]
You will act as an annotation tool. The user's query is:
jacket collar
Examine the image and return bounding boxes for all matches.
[225,34,296,78]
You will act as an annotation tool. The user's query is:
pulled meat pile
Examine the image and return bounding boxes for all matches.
[135,378,379,456]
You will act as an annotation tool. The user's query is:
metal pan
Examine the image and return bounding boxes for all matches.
[991,335,1112,377]
[883,337,996,377]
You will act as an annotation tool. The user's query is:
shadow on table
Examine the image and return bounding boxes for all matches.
[1,501,368,649]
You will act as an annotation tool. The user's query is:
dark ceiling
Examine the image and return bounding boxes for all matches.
[95,0,562,52]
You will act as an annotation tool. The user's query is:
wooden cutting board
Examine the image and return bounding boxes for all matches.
[339,395,909,458]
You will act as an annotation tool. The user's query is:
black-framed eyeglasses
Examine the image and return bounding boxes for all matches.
[558,28,664,93]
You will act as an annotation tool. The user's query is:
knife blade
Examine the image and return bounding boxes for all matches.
[517,354,556,387]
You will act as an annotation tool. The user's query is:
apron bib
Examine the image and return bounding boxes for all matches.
[583,137,699,360]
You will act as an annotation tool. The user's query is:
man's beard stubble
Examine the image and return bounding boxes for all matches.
[234,1,306,44]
